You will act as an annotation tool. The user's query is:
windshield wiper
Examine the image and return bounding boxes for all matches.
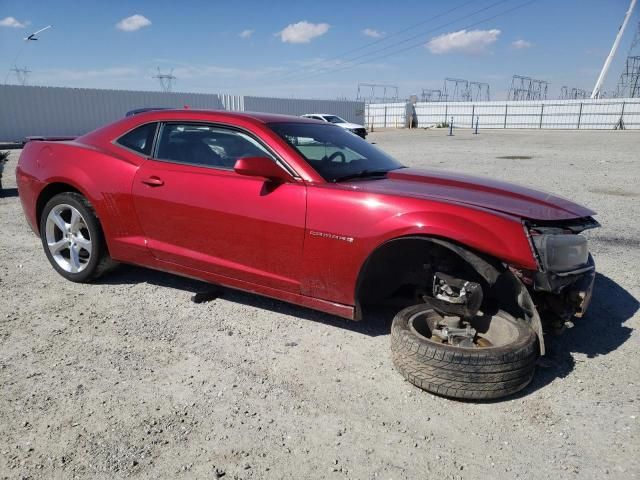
[332,169,391,183]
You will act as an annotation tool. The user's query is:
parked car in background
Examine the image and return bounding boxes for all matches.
[16,109,598,400]
[301,113,367,138]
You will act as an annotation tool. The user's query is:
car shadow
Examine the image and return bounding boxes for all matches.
[98,265,394,337]
[503,272,637,401]
[0,187,19,198]
[99,267,637,398]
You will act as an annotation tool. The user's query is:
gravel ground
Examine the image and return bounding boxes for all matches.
[1,129,638,479]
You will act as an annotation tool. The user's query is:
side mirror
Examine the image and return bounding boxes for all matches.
[234,156,294,183]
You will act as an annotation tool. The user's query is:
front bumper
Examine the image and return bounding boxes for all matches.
[526,254,596,322]
[350,128,367,138]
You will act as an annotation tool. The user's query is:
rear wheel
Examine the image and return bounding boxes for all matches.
[391,304,538,400]
[39,192,114,282]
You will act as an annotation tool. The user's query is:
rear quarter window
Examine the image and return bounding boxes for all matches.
[116,122,158,156]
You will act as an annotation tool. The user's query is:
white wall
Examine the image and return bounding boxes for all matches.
[365,98,640,130]
[364,103,407,129]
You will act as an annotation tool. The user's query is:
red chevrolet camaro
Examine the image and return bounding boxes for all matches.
[16,109,599,399]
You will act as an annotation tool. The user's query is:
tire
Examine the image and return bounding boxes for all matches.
[39,192,115,282]
[390,304,538,400]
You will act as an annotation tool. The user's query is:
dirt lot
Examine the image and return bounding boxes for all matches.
[1,129,638,479]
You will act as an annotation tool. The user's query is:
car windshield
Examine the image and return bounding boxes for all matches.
[323,115,346,124]
[269,122,404,182]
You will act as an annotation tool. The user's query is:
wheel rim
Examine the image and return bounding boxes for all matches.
[408,309,519,350]
[45,204,92,273]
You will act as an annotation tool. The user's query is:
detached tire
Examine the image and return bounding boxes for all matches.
[391,304,538,400]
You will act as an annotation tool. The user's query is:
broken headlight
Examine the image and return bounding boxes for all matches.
[532,234,589,273]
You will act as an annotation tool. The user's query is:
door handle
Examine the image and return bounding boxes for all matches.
[141,176,164,187]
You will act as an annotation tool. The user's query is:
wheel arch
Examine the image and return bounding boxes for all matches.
[35,182,85,233]
[354,234,545,354]
[354,235,503,309]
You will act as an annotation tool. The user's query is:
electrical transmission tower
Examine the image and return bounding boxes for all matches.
[441,79,490,102]
[356,83,399,103]
[443,78,470,102]
[4,25,52,85]
[508,75,548,100]
[469,82,490,101]
[10,65,31,85]
[153,67,176,92]
[560,86,588,100]
[420,89,446,102]
[613,22,640,98]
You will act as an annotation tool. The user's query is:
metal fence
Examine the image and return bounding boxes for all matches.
[364,103,407,129]
[0,85,365,141]
[244,96,364,124]
[365,98,640,130]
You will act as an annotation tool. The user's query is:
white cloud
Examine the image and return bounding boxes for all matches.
[115,14,151,32]
[426,29,501,55]
[0,16,27,28]
[239,29,254,39]
[41,67,140,82]
[362,28,384,38]
[171,63,285,80]
[278,21,329,44]
[511,39,533,49]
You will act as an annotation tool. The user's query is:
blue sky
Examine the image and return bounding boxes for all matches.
[1,0,637,99]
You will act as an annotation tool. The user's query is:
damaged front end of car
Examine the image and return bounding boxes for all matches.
[408,217,600,357]
[513,217,600,334]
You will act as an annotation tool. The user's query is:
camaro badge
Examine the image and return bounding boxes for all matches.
[309,231,354,243]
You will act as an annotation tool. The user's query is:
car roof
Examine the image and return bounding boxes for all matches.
[130,108,321,124]
[303,114,340,117]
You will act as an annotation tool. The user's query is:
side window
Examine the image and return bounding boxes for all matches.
[116,122,157,156]
[155,123,274,169]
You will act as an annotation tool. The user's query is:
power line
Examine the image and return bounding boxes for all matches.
[276,0,477,81]
[281,0,537,85]
[279,0,510,83]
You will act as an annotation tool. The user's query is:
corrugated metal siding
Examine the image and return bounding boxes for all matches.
[244,96,365,124]
[0,85,367,141]
[219,94,244,111]
[0,85,225,141]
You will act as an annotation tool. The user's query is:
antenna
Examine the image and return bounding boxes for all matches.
[153,67,176,93]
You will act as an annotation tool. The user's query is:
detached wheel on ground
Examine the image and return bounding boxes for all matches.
[391,304,538,400]
[39,192,115,282]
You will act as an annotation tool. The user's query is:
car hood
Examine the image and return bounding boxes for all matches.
[336,122,365,130]
[349,168,595,221]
